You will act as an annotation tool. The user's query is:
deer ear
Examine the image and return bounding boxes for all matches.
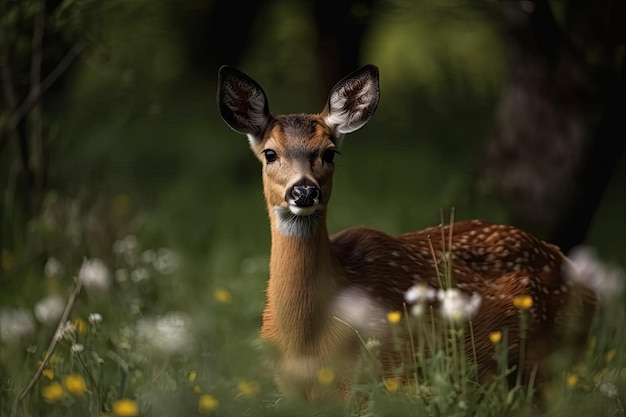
[217,66,270,143]
[324,64,380,135]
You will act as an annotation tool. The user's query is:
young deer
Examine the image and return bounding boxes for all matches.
[216,65,595,400]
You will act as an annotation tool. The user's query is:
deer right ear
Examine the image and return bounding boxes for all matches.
[217,66,270,143]
[324,64,380,136]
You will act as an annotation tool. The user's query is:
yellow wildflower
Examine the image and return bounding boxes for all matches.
[566,373,579,388]
[1,249,14,270]
[73,318,87,334]
[64,374,87,395]
[237,379,260,397]
[606,349,616,363]
[513,295,533,310]
[198,394,219,414]
[42,369,54,380]
[112,398,139,417]
[112,194,132,217]
[214,289,232,304]
[387,311,402,324]
[188,370,197,383]
[317,367,335,385]
[489,331,502,344]
[384,378,400,392]
[41,382,64,403]
[194,385,202,393]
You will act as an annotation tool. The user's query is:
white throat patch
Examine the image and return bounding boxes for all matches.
[273,206,320,238]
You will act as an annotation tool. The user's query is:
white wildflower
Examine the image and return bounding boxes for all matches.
[70,343,84,355]
[365,338,381,351]
[140,249,156,264]
[44,257,63,279]
[0,309,35,343]
[113,235,139,266]
[565,246,625,302]
[153,248,179,275]
[331,286,388,339]
[411,303,426,317]
[438,288,482,322]
[136,311,193,354]
[55,320,76,341]
[34,295,65,325]
[597,382,618,399]
[240,257,258,275]
[113,235,138,256]
[115,268,129,283]
[79,258,111,291]
[130,267,150,282]
[88,313,103,325]
[405,283,437,304]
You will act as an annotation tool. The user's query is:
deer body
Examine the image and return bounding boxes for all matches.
[217,65,595,400]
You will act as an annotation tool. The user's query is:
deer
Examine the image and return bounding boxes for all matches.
[216,64,596,401]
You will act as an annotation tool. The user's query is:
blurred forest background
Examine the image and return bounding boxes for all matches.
[1,0,625,414]
[1,0,625,337]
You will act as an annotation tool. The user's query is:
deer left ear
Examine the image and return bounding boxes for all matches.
[323,64,380,136]
[217,66,270,143]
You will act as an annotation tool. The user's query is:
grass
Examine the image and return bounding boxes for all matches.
[2,193,625,417]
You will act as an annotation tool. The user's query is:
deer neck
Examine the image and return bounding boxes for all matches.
[263,208,342,354]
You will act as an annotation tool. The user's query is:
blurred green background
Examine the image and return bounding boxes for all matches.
[0,0,624,413]
[2,0,625,323]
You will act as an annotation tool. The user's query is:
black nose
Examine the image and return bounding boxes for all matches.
[288,185,321,207]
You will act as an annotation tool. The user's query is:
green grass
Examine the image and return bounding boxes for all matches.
[2,189,625,417]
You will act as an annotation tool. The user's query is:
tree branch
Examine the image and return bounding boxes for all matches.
[8,40,87,132]
[10,279,83,417]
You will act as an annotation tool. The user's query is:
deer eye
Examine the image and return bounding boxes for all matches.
[262,149,278,163]
[322,149,337,164]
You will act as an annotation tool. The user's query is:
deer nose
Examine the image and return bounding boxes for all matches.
[288,184,321,207]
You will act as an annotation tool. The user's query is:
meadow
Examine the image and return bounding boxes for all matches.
[2,69,625,417]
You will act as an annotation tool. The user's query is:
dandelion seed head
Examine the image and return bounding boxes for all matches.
[44,257,63,279]
[439,289,482,322]
[34,295,65,326]
[405,283,437,304]
[565,246,625,302]
[79,258,111,291]
[331,286,387,338]
[597,382,618,399]
[0,308,35,343]
[136,311,193,354]
[153,248,179,275]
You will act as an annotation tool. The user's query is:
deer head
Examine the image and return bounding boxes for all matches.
[217,65,380,237]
